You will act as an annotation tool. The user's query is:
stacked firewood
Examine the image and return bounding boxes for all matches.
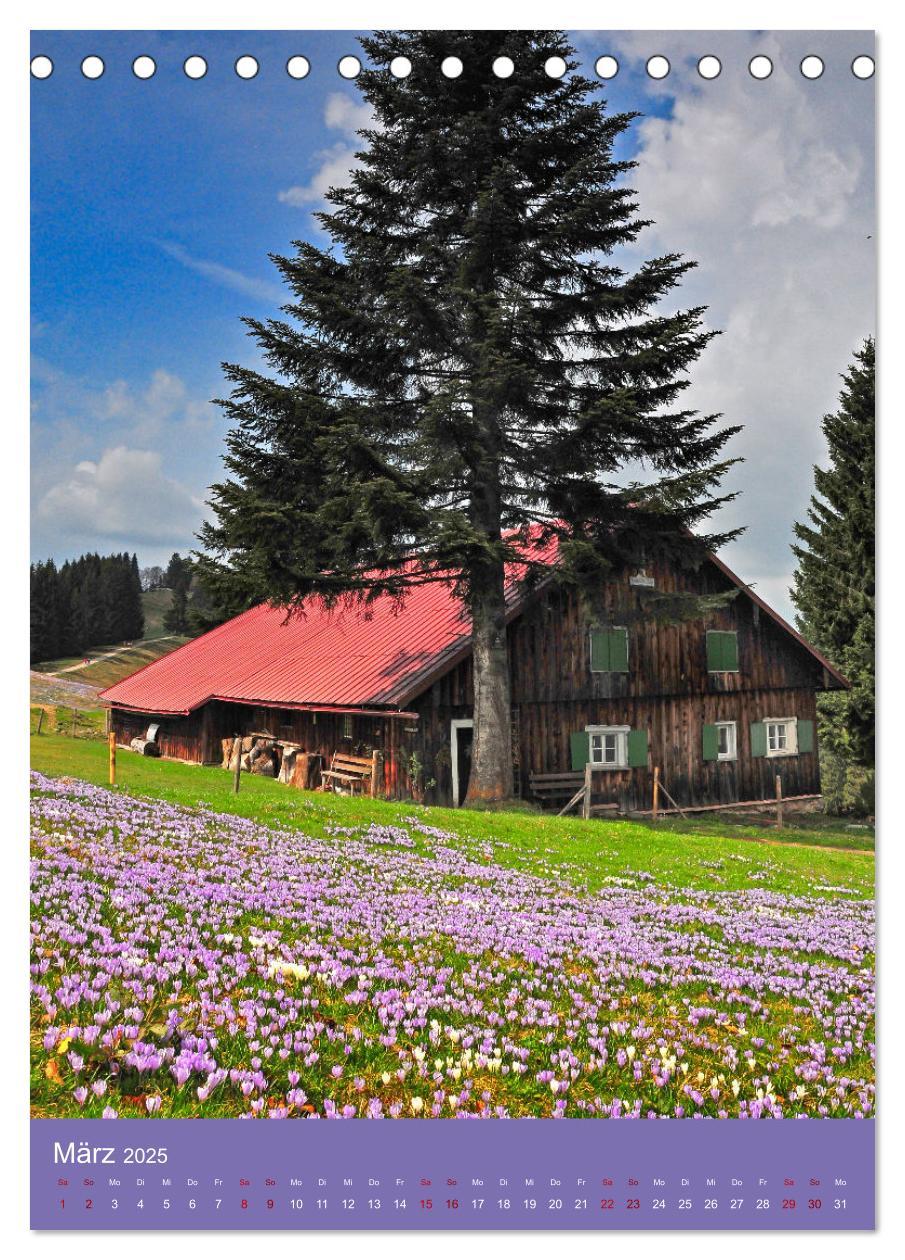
[219,737,324,788]
[220,736,282,777]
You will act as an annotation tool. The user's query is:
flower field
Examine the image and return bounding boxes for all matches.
[30,770,874,1120]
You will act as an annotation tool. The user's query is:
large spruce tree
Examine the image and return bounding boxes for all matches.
[198,30,739,802]
[792,338,875,777]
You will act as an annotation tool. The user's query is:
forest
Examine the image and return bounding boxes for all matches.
[30,551,144,663]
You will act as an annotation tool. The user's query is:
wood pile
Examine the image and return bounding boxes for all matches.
[220,736,281,777]
[219,737,324,789]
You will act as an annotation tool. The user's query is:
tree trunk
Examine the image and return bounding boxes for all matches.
[464,564,514,804]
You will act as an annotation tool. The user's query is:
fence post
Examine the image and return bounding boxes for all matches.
[232,735,243,795]
[775,774,783,830]
[583,761,592,820]
[36,708,45,736]
[108,731,116,785]
[652,766,660,821]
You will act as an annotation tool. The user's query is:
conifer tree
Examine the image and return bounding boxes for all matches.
[30,559,61,663]
[792,338,875,774]
[163,552,194,634]
[198,29,739,802]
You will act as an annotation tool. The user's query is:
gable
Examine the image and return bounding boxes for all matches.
[101,538,845,716]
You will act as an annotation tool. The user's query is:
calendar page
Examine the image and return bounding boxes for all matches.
[29,25,876,1233]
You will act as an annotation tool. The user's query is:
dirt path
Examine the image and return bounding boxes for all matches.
[50,636,182,675]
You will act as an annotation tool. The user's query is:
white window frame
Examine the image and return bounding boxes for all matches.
[586,724,630,770]
[764,717,798,757]
[715,720,737,761]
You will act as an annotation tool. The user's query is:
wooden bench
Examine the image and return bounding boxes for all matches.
[528,771,585,805]
[529,769,623,818]
[321,750,380,797]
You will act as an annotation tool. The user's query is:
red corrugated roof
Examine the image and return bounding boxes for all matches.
[100,534,847,716]
[100,536,559,716]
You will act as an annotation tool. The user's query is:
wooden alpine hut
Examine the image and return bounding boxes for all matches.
[100,532,847,813]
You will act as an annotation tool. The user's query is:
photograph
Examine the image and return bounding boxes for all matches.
[30,27,874,1147]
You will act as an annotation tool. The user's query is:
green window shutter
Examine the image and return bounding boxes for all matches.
[750,721,767,757]
[627,729,648,769]
[722,632,739,672]
[609,628,629,673]
[570,730,590,770]
[590,628,629,672]
[702,723,719,762]
[797,719,815,753]
[589,630,609,672]
[707,631,739,671]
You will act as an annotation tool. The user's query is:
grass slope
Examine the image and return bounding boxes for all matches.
[29,671,100,713]
[141,588,175,639]
[31,733,874,899]
[34,636,190,690]
[30,760,875,1121]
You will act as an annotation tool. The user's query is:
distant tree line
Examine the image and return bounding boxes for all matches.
[157,552,225,636]
[30,552,144,664]
[139,564,167,592]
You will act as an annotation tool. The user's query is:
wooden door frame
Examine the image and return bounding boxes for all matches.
[450,718,474,807]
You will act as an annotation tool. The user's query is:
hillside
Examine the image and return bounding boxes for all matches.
[140,587,176,639]
[31,634,190,697]
[30,749,874,1121]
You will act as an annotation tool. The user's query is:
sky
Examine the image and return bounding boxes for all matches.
[30,29,875,621]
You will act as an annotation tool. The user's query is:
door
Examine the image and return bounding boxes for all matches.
[450,719,474,806]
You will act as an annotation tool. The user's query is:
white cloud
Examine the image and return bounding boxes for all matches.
[278,141,363,208]
[37,445,204,548]
[159,241,283,305]
[31,363,222,562]
[323,92,374,134]
[278,91,375,211]
[596,29,875,620]
[97,367,211,437]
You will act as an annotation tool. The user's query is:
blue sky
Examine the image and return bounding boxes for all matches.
[31,29,874,620]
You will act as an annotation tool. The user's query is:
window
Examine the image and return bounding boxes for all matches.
[765,718,797,757]
[716,721,737,761]
[343,714,353,740]
[587,725,630,769]
[706,630,739,672]
[751,717,812,758]
[703,720,737,761]
[589,627,629,673]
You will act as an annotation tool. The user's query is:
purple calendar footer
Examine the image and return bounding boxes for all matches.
[31,1118,874,1230]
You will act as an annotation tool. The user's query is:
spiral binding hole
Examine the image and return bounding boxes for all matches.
[183,56,207,80]
[29,51,878,84]
[80,56,104,80]
[286,56,310,80]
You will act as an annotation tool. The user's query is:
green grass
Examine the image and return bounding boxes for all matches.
[33,637,189,689]
[650,809,875,852]
[31,732,874,901]
[141,588,175,639]
[30,706,106,739]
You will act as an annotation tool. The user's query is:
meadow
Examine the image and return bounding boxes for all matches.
[30,735,874,1121]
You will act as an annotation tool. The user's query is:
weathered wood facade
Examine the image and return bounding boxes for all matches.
[109,552,845,813]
